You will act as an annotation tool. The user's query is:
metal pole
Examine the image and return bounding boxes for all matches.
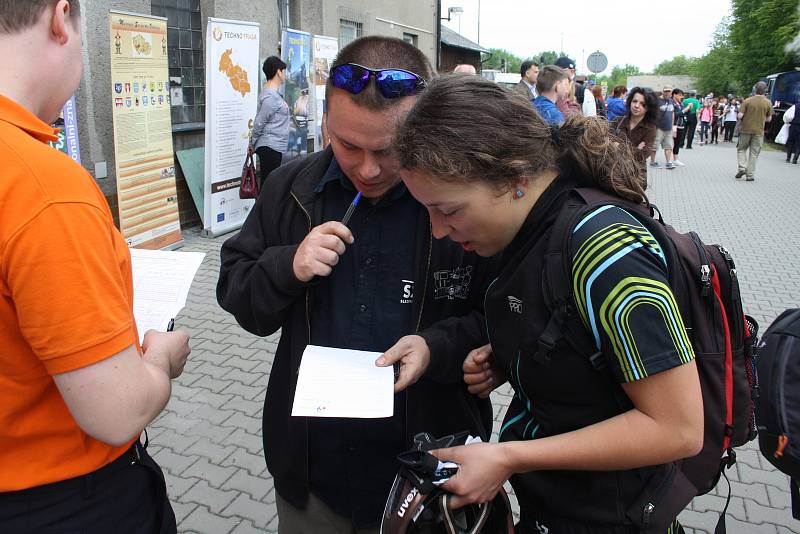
[477,0,480,45]
[436,0,442,72]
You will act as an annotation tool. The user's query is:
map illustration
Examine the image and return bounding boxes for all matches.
[219,49,251,97]
[132,34,152,56]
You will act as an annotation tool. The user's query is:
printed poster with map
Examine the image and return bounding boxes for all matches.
[109,11,181,250]
[203,18,260,236]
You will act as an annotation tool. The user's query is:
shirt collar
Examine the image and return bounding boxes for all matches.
[314,155,408,204]
[0,94,59,143]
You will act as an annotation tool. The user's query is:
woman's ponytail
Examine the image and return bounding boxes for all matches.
[556,115,648,204]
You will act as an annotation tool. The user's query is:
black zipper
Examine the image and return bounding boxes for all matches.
[689,232,712,298]
[776,336,792,440]
[642,462,678,526]
[290,190,313,494]
[689,232,717,351]
[414,226,433,334]
[715,244,743,346]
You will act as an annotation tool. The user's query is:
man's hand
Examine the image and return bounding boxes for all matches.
[293,221,354,282]
[142,330,191,379]
[376,335,430,392]
[463,344,504,398]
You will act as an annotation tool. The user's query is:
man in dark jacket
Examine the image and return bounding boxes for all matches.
[513,59,538,101]
[217,36,495,533]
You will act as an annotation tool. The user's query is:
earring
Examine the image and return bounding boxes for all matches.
[515,190,525,198]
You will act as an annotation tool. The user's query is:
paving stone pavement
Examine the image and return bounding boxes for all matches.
[150,140,800,533]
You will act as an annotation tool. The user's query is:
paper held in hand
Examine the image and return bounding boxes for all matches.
[291,345,394,418]
[130,248,205,343]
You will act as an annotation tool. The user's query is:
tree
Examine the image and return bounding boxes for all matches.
[605,64,642,88]
[534,51,560,67]
[484,48,522,73]
[728,0,800,87]
[694,18,741,97]
[653,55,700,76]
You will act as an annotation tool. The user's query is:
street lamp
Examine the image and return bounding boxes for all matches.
[441,6,463,21]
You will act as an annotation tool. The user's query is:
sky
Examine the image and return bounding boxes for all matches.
[440,0,733,76]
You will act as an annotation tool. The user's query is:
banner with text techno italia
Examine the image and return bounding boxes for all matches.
[109,11,182,250]
[203,18,260,236]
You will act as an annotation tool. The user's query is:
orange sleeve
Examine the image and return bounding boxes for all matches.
[5,202,138,375]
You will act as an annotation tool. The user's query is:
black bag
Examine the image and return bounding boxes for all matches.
[756,308,800,519]
[541,188,759,533]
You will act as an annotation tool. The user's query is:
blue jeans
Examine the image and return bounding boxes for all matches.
[700,121,711,143]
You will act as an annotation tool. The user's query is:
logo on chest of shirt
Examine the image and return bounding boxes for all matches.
[400,279,414,304]
[507,296,523,314]
[433,266,473,300]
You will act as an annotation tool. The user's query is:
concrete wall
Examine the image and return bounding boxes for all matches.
[287,0,437,65]
[201,1,282,65]
[77,0,150,222]
[627,75,699,93]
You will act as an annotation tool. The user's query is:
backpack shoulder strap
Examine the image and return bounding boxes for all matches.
[539,189,619,369]
[540,188,672,369]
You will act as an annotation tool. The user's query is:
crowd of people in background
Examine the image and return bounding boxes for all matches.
[487,55,780,180]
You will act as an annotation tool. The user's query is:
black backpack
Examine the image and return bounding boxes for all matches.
[756,308,800,519]
[575,82,586,105]
[540,188,759,533]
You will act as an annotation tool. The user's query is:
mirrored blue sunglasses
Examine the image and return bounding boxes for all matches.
[330,63,427,99]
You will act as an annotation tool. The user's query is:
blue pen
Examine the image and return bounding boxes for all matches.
[341,191,362,227]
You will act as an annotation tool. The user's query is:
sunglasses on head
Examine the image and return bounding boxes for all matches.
[330,63,427,99]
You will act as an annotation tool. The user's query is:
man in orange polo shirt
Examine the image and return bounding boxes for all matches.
[0,2,191,532]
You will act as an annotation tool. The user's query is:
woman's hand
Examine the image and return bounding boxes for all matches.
[463,344,505,398]
[431,443,514,509]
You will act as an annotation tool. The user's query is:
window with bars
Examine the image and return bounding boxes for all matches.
[151,0,204,125]
[339,19,363,48]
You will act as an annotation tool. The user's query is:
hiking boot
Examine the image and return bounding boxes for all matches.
[735,170,746,179]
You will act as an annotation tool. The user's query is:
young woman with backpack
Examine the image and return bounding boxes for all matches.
[394,74,703,534]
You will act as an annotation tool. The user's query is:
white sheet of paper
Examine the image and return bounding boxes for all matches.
[130,248,205,343]
[291,345,394,418]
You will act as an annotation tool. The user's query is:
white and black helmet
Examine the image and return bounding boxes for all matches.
[381,432,514,534]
